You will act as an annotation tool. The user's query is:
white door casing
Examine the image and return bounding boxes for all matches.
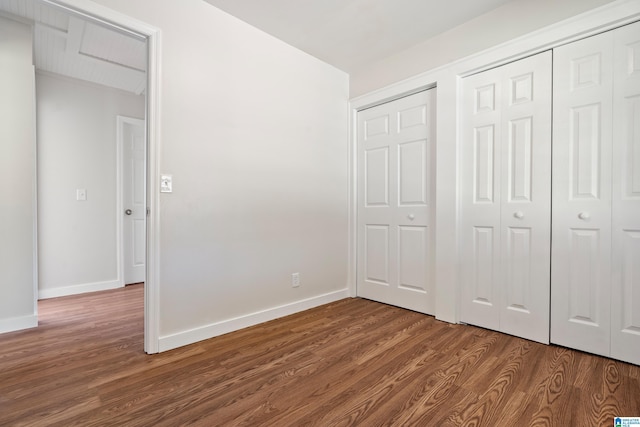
[356,89,436,314]
[118,116,146,285]
[460,51,552,344]
[551,30,614,357]
[611,21,640,365]
[43,0,160,355]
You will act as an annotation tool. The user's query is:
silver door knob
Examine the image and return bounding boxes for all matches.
[408,214,415,220]
[513,211,524,219]
[578,212,590,220]
[125,209,133,215]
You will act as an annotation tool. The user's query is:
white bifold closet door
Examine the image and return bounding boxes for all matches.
[611,22,640,366]
[552,21,640,365]
[460,51,552,344]
[357,89,436,314]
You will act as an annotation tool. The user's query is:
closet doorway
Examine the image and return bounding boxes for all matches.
[356,89,436,314]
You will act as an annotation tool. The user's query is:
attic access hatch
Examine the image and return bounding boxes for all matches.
[0,0,147,94]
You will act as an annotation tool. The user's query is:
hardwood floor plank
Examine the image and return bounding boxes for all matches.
[1,285,638,426]
[458,339,532,426]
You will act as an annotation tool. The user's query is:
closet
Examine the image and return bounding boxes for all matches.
[460,21,640,365]
[460,51,552,344]
[551,21,640,366]
[356,89,436,315]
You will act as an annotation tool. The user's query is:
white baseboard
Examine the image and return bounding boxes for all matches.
[38,280,123,300]
[0,314,38,334]
[159,289,350,352]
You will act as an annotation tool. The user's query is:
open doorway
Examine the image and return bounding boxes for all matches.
[0,0,160,353]
[36,73,146,299]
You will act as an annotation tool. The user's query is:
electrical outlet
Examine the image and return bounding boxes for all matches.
[291,272,300,288]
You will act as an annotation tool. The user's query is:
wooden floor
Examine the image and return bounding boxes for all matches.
[0,285,638,426]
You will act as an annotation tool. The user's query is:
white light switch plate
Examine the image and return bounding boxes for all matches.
[160,174,172,193]
[76,189,87,201]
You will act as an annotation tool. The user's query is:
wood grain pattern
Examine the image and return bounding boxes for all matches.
[0,284,638,426]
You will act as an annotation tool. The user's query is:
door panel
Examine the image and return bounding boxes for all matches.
[504,226,532,312]
[357,89,435,314]
[474,125,497,203]
[567,228,603,324]
[399,140,427,205]
[461,51,551,343]
[551,30,614,357]
[365,147,390,207]
[398,225,428,292]
[364,225,390,285]
[611,21,640,365]
[472,225,498,312]
[571,104,603,199]
[507,117,532,202]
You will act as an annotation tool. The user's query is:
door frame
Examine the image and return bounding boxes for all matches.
[116,115,146,287]
[46,0,162,354]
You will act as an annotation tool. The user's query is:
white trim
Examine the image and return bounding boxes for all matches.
[41,0,147,40]
[31,64,39,321]
[48,0,162,354]
[347,107,357,298]
[0,315,38,335]
[145,27,162,355]
[158,290,351,352]
[348,0,640,326]
[115,116,125,288]
[39,280,123,300]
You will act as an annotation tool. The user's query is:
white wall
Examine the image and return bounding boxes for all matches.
[0,15,37,333]
[81,0,350,350]
[36,73,145,298]
[350,0,615,97]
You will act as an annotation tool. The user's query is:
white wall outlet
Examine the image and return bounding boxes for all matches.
[76,189,87,201]
[160,174,172,193]
[291,272,300,288]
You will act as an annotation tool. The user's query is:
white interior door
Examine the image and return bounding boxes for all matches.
[551,31,614,357]
[356,89,436,314]
[460,51,552,344]
[611,21,640,365]
[120,116,146,285]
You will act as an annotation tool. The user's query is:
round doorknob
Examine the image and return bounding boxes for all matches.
[578,212,590,220]
[125,209,133,215]
[408,214,415,220]
[513,211,524,219]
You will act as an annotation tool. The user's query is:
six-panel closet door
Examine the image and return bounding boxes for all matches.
[356,89,436,314]
[460,51,552,344]
[551,21,640,365]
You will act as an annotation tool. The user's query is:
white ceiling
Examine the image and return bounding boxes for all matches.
[0,0,146,94]
[0,0,518,92]
[204,0,517,73]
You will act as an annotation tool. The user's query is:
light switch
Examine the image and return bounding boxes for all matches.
[160,174,172,193]
[76,189,87,201]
